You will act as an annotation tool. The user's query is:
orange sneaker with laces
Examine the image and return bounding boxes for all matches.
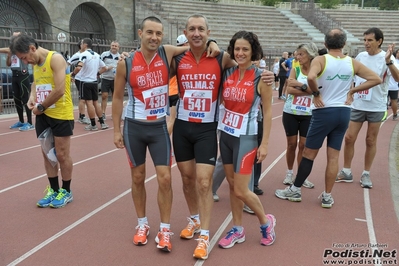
[193,235,209,260]
[133,224,150,245]
[155,228,174,252]
[180,217,200,239]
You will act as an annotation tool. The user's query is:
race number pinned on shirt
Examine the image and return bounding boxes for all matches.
[183,90,212,112]
[221,109,244,137]
[36,84,55,108]
[11,55,20,68]
[291,95,312,113]
[142,85,168,119]
[354,88,372,101]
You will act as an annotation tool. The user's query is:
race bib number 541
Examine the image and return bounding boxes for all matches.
[183,90,212,112]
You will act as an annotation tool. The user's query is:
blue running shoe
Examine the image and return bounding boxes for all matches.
[10,121,24,129]
[50,188,73,208]
[19,123,35,132]
[37,186,58,208]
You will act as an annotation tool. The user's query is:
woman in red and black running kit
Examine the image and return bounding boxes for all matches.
[217,31,276,249]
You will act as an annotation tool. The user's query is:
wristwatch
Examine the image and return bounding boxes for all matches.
[386,60,393,66]
[300,84,308,92]
[37,104,46,112]
[312,91,320,97]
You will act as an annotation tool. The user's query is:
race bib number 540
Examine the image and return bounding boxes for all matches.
[221,109,244,137]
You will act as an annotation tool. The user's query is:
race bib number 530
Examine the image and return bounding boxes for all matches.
[36,84,52,104]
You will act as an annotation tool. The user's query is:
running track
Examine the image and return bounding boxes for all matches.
[1,91,398,266]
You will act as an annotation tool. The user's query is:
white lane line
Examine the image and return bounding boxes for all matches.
[7,163,177,266]
[0,149,119,194]
[364,189,382,266]
[361,116,389,266]
[0,131,21,136]
[194,151,286,266]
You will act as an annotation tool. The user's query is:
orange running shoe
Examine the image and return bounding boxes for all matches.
[155,228,174,252]
[133,224,150,246]
[193,235,209,260]
[180,217,200,239]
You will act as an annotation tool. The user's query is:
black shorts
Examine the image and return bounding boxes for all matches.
[274,74,279,82]
[80,82,99,101]
[101,78,114,94]
[282,112,312,137]
[123,118,171,167]
[169,94,179,107]
[35,114,74,138]
[172,119,218,165]
[388,90,398,100]
[219,132,257,175]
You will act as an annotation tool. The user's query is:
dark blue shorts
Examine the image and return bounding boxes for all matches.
[306,107,350,150]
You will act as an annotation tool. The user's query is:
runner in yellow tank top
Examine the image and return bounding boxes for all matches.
[10,34,75,209]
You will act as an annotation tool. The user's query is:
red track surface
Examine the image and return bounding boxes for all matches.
[1,91,398,266]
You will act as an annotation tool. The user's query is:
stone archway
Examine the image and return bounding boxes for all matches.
[69,3,116,44]
[0,0,52,47]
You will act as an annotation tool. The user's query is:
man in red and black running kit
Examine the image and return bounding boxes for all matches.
[112,16,220,254]
[171,14,240,260]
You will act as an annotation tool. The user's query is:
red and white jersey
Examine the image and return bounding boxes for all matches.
[125,47,169,120]
[218,65,262,137]
[175,50,224,123]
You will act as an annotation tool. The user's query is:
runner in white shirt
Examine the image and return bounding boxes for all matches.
[73,38,107,131]
[336,27,399,188]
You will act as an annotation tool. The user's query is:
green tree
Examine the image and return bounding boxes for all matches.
[379,0,398,9]
[319,0,341,8]
[345,0,379,7]
[259,0,290,7]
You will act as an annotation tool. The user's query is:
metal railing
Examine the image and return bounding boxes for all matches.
[292,1,341,34]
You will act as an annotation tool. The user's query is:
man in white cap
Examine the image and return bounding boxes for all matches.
[167,34,189,134]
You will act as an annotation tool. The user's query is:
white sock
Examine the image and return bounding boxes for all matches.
[191,214,200,223]
[160,223,170,231]
[362,170,370,175]
[138,217,148,226]
[287,169,294,174]
[233,226,243,233]
[200,229,209,238]
[290,185,301,191]
[342,168,351,175]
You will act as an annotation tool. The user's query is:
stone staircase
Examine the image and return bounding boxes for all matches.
[323,9,399,54]
[136,0,320,53]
